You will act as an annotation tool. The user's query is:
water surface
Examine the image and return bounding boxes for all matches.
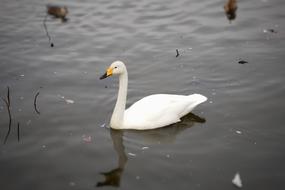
[0,0,285,189]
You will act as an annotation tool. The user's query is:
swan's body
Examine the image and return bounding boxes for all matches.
[100,61,207,130]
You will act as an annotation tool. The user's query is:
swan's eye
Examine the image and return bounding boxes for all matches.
[114,66,118,69]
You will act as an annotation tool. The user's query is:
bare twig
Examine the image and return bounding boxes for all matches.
[2,87,12,144]
[43,14,54,47]
[34,91,40,115]
[17,122,20,142]
[7,86,10,107]
[175,49,180,57]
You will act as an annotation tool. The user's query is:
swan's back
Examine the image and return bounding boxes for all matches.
[123,94,207,130]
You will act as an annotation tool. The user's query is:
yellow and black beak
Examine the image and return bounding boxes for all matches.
[100,67,113,80]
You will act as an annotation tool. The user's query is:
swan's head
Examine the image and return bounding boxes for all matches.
[100,61,126,79]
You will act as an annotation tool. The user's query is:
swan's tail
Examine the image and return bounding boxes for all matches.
[178,94,207,118]
[188,94,208,105]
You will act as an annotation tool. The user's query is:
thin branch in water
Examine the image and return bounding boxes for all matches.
[17,122,20,142]
[43,14,54,47]
[7,86,10,107]
[2,87,12,144]
[175,49,180,57]
[34,91,40,115]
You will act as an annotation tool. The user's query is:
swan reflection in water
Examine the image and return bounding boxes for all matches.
[96,113,206,187]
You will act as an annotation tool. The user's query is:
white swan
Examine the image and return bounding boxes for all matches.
[100,61,207,130]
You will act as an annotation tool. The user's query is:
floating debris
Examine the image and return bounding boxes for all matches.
[65,99,75,104]
[238,60,248,64]
[2,86,12,144]
[142,146,149,150]
[43,14,54,47]
[34,91,41,114]
[128,152,136,157]
[224,0,237,22]
[82,135,92,143]
[58,95,75,104]
[17,122,20,142]
[232,172,242,188]
[175,49,180,57]
[263,29,277,33]
[100,123,106,128]
[42,12,55,47]
[236,130,242,134]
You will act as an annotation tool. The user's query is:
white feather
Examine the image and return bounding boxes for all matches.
[232,173,242,188]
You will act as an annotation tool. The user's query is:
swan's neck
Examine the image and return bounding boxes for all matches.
[110,71,128,129]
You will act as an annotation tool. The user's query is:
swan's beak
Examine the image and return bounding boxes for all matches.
[100,67,113,80]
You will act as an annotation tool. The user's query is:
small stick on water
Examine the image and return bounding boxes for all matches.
[2,98,12,144]
[7,86,10,107]
[34,91,40,115]
[176,49,180,57]
[2,87,12,144]
[17,122,20,142]
[43,14,54,47]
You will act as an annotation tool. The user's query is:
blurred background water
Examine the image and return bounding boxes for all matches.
[0,0,285,189]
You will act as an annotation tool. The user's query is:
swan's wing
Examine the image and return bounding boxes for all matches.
[124,94,207,129]
[125,95,182,128]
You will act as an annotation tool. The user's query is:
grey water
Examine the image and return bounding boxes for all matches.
[0,0,285,189]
